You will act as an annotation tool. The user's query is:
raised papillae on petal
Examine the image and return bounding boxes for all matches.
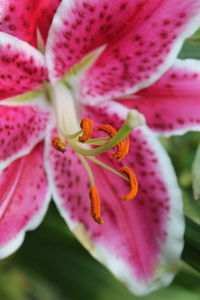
[0,95,51,169]
[46,0,159,81]
[0,142,50,258]
[0,0,46,46]
[0,32,47,100]
[80,0,200,103]
[119,59,200,136]
[46,101,184,295]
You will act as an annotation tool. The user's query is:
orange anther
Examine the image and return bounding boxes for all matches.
[52,137,66,153]
[123,135,130,157]
[89,186,104,224]
[79,118,93,142]
[114,135,130,160]
[98,124,117,137]
[98,124,125,160]
[120,166,138,200]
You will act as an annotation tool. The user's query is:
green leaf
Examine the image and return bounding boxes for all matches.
[179,29,200,59]
[192,143,200,200]
[0,267,27,300]
[182,217,200,273]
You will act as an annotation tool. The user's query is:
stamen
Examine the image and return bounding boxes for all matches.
[89,186,104,224]
[98,124,125,160]
[52,137,66,153]
[79,118,93,143]
[120,166,138,200]
[78,155,104,225]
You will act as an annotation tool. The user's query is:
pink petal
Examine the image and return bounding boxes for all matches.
[45,0,163,81]
[0,0,45,46]
[117,59,200,136]
[0,142,51,258]
[0,95,51,170]
[0,33,47,100]
[38,0,62,43]
[80,0,200,103]
[45,102,184,295]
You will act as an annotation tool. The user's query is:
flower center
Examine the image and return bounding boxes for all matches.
[50,82,145,224]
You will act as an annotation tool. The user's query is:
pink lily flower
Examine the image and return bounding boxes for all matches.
[0,0,200,295]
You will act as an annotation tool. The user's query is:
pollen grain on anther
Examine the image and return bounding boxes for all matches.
[79,118,93,142]
[89,186,104,224]
[52,137,66,153]
[120,166,138,200]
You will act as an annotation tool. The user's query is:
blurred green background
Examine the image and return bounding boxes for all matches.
[1,31,200,300]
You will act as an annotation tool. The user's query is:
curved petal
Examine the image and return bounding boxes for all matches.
[0,142,51,259]
[0,32,47,100]
[45,0,163,81]
[0,0,45,46]
[80,1,200,104]
[117,59,200,136]
[0,93,51,170]
[38,0,62,43]
[45,102,184,295]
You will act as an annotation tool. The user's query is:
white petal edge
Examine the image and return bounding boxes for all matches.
[173,58,200,72]
[0,31,45,68]
[0,187,51,259]
[154,126,200,138]
[45,0,75,82]
[45,0,106,82]
[153,58,200,137]
[0,92,52,170]
[45,101,184,295]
